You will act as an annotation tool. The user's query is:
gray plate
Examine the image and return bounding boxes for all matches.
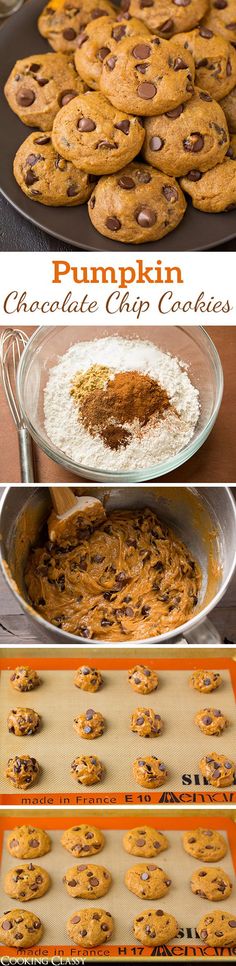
[0,0,236,251]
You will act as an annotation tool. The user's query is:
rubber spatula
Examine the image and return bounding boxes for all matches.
[48,487,106,547]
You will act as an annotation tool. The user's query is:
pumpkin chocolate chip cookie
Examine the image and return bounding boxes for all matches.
[13,132,93,206]
[123,826,169,857]
[133,909,178,946]
[128,665,159,694]
[189,669,223,692]
[73,709,105,738]
[70,755,105,784]
[202,0,236,46]
[75,15,151,89]
[221,84,236,131]
[143,87,229,176]
[196,910,236,947]
[199,753,236,786]
[38,0,116,53]
[7,826,51,860]
[120,0,208,37]
[10,666,40,692]
[7,708,41,736]
[133,755,168,787]
[5,755,40,789]
[4,865,50,902]
[183,828,227,862]
[88,161,187,242]
[0,909,43,948]
[74,666,103,691]
[100,35,195,115]
[175,28,236,101]
[194,707,229,735]
[191,866,233,901]
[4,53,85,130]
[181,141,236,210]
[66,907,114,945]
[52,91,145,174]
[61,824,105,856]
[131,707,164,736]
[125,863,172,899]
[63,863,112,898]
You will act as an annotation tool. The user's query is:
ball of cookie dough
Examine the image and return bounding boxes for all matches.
[125,863,171,899]
[0,909,43,947]
[66,907,114,946]
[13,132,94,207]
[10,667,40,692]
[202,0,236,46]
[4,864,51,902]
[191,866,233,901]
[221,85,236,133]
[174,29,236,102]
[131,707,164,737]
[7,826,51,860]
[143,88,229,177]
[119,0,208,38]
[133,756,167,788]
[195,708,229,736]
[100,35,195,116]
[200,753,236,787]
[74,666,103,691]
[61,824,105,856]
[128,665,159,694]
[73,709,105,739]
[4,52,85,130]
[197,910,236,947]
[52,91,145,175]
[63,863,112,898]
[133,908,178,946]
[71,755,104,785]
[7,708,41,737]
[5,755,40,789]
[180,155,236,211]
[123,826,169,858]
[38,0,116,53]
[74,15,151,90]
[182,828,227,862]
[88,162,187,243]
[189,670,222,692]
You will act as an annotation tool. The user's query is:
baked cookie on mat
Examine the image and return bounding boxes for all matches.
[61,824,105,856]
[4,865,50,902]
[63,863,112,897]
[133,909,178,945]
[197,910,236,946]
[7,826,51,860]
[123,826,169,857]
[125,863,171,898]
[0,909,43,947]
[191,866,233,901]
[182,827,227,862]
[66,907,113,945]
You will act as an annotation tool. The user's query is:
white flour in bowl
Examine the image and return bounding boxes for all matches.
[43,336,200,470]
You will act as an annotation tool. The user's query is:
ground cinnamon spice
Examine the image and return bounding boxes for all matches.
[71,365,171,450]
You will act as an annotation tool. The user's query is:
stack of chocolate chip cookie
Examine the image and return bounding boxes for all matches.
[4,0,236,243]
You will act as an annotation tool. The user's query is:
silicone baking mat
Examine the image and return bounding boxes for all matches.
[0,814,235,958]
[0,657,236,805]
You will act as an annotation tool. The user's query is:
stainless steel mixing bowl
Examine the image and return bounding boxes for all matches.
[0,485,235,646]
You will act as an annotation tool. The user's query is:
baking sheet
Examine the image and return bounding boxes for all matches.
[0,815,235,957]
[0,657,235,805]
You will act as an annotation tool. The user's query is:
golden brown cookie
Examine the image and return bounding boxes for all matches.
[10,667,40,692]
[194,708,229,735]
[73,709,105,738]
[5,755,40,789]
[7,826,51,860]
[74,666,103,691]
[200,753,236,786]
[143,87,229,176]
[38,0,116,53]
[182,828,227,862]
[133,909,178,945]
[191,866,233,901]
[131,707,164,736]
[7,708,41,736]
[13,132,93,206]
[202,0,236,46]
[100,35,195,115]
[221,84,236,131]
[52,91,145,174]
[125,863,171,898]
[189,669,222,692]
[119,0,208,37]
[88,162,187,243]
[0,909,43,947]
[61,824,105,856]
[197,910,236,946]
[133,755,168,788]
[128,665,159,694]
[75,15,151,89]
[66,907,113,945]
[175,28,236,101]
[4,53,85,130]
[63,863,112,897]
[180,153,236,210]
[4,865,50,902]
[123,826,169,858]
[70,755,104,785]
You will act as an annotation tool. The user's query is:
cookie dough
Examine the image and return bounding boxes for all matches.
[4,53,85,130]
[194,708,229,735]
[180,154,236,210]
[38,0,116,53]
[71,755,104,785]
[88,162,187,243]
[74,709,105,738]
[52,91,145,174]
[66,907,113,945]
[123,826,169,857]
[175,28,236,101]
[100,35,195,115]
[10,667,40,692]
[133,756,168,788]
[128,665,159,693]
[25,508,201,641]
[7,708,41,736]
[61,824,105,856]
[0,909,43,947]
[182,828,227,862]
[125,863,171,898]
[202,0,236,46]
[120,0,208,37]
[75,15,151,89]
[197,910,236,947]
[191,866,233,901]
[5,755,40,789]
[221,85,236,132]
[143,87,229,176]
[7,826,51,860]
[13,132,93,206]
[133,909,178,946]
[63,863,112,898]
[4,865,50,902]
[131,707,164,736]
[189,669,222,692]
[200,753,236,787]
[74,666,103,690]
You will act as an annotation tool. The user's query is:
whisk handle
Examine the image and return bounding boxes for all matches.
[18,427,35,483]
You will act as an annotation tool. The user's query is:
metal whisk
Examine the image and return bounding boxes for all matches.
[0,327,34,482]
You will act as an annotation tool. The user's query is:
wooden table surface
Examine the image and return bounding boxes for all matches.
[0,325,235,483]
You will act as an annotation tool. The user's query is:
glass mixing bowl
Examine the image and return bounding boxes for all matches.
[17,325,223,482]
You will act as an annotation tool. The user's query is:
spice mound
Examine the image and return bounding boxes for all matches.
[24,507,201,641]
